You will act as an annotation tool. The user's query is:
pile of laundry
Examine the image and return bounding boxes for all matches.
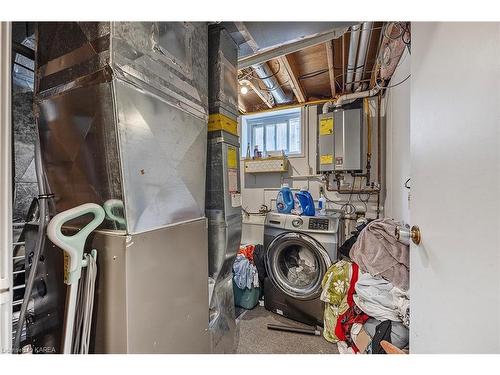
[321,218,410,354]
[233,244,260,290]
[284,247,318,287]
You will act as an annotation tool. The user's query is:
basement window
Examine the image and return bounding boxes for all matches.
[241,107,302,158]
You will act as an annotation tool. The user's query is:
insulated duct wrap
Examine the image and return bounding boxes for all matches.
[35,22,208,234]
[208,26,239,119]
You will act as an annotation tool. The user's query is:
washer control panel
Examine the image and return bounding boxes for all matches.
[308,218,330,231]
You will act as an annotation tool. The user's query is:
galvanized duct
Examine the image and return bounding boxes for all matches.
[251,62,289,104]
[353,22,373,92]
[345,24,361,93]
[35,22,209,234]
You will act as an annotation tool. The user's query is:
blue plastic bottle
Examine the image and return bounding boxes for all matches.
[294,188,316,216]
[276,184,294,214]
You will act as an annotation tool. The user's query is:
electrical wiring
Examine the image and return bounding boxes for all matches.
[323,191,355,207]
[240,61,290,93]
[402,30,411,45]
[299,63,373,81]
[335,69,376,81]
[357,193,370,212]
[256,78,291,92]
[324,195,357,215]
[322,176,366,216]
[399,22,411,54]
[298,68,329,80]
[375,74,411,90]
[251,60,281,80]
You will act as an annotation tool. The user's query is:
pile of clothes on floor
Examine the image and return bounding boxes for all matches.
[233,245,260,290]
[321,218,409,354]
[232,244,265,310]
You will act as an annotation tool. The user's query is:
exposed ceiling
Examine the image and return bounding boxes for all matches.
[223,21,410,113]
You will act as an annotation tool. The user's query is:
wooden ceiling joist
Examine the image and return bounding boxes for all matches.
[246,78,274,109]
[235,22,275,108]
[278,55,306,103]
[237,22,394,112]
[325,40,336,98]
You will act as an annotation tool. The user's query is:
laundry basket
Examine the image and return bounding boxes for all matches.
[232,244,261,310]
[233,280,260,310]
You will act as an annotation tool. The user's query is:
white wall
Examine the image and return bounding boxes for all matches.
[240,105,322,244]
[385,49,411,224]
[239,101,384,244]
[240,105,322,214]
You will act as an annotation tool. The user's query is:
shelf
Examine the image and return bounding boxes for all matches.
[244,156,288,173]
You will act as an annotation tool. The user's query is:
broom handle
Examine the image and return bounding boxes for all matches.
[47,203,105,354]
[62,283,79,354]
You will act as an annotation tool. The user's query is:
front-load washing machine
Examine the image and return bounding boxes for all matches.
[263,212,342,326]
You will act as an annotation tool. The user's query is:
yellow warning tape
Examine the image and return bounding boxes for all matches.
[208,113,238,136]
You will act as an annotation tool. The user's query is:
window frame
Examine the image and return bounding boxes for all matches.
[243,108,303,158]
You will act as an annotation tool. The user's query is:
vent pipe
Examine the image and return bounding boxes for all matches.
[322,86,380,114]
[353,22,373,92]
[252,62,289,104]
[345,24,361,92]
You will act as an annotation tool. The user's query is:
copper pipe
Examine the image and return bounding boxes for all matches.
[364,97,372,186]
[342,33,345,93]
[376,92,382,218]
[324,175,380,194]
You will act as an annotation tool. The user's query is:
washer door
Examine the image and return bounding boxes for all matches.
[265,232,332,300]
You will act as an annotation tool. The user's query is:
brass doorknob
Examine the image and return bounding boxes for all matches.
[410,225,421,245]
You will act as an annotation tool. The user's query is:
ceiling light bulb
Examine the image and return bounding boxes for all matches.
[240,85,248,95]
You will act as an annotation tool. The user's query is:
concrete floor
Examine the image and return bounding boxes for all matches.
[235,305,339,354]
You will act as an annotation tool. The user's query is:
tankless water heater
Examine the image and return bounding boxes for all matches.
[318,107,363,173]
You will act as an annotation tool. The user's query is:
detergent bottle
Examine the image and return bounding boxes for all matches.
[294,187,316,216]
[276,183,294,214]
[318,192,327,216]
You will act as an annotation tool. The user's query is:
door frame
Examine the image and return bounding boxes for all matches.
[0,21,13,355]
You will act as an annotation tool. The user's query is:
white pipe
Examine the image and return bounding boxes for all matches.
[353,22,373,91]
[345,24,361,93]
[286,174,322,179]
[322,86,380,114]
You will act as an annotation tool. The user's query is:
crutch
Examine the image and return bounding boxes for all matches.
[47,203,105,354]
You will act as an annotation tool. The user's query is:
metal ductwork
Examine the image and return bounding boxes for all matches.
[345,24,361,93]
[353,22,373,92]
[251,62,289,104]
[34,22,211,354]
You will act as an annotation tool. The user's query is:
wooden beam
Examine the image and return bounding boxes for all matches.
[246,79,273,109]
[325,40,336,98]
[238,100,247,114]
[278,55,306,103]
[235,22,274,109]
[238,24,355,69]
